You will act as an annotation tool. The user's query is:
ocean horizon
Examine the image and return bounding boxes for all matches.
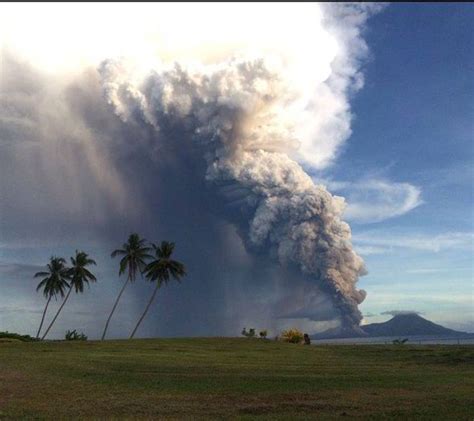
[312,335,474,345]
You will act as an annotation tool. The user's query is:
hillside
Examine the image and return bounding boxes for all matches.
[363,313,467,337]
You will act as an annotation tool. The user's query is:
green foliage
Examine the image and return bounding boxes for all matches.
[111,233,152,282]
[143,241,186,285]
[103,233,153,340]
[68,251,97,293]
[241,328,256,338]
[34,256,70,299]
[65,329,87,341]
[0,331,39,342]
[39,250,97,341]
[242,328,268,339]
[130,241,186,339]
[392,338,409,345]
[280,328,304,344]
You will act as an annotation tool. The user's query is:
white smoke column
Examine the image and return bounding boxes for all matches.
[98,3,381,330]
[0,3,375,169]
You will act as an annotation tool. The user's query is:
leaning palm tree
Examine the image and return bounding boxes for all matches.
[34,256,70,339]
[41,251,97,340]
[101,233,152,340]
[129,241,186,339]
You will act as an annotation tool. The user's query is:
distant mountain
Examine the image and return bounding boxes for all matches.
[362,313,467,337]
[313,313,469,339]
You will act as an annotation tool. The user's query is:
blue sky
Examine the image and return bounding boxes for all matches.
[325,3,473,330]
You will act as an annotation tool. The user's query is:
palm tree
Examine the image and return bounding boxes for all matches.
[129,241,186,339]
[101,233,152,340]
[41,251,97,340]
[34,257,70,339]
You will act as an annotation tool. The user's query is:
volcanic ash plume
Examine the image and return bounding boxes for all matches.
[0,3,383,335]
[100,55,367,331]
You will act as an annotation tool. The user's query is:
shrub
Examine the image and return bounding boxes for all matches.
[259,330,268,339]
[392,338,408,345]
[0,331,39,342]
[65,329,87,341]
[280,328,304,344]
[241,327,256,338]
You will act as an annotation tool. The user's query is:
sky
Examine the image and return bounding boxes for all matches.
[329,3,474,331]
[0,3,472,338]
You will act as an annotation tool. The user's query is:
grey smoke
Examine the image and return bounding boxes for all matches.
[99,54,367,332]
[0,4,384,337]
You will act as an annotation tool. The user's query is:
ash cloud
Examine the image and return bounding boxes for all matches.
[0,53,134,245]
[99,52,367,332]
[0,4,383,337]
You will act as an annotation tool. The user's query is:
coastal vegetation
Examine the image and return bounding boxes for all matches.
[31,233,186,341]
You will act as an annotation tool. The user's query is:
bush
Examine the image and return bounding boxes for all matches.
[392,338,408,345]
[241,328,256,338]
[280,328,304,344]
[0,331,39,342]
[259,330,268,339]
[65,329,87,341]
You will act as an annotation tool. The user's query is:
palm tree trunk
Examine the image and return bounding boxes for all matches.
[129,282,160,339]
[36,296,52,339]
[41,287,73,340]
[101,278,129,340]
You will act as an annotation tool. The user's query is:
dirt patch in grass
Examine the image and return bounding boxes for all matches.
[0,369,31,407]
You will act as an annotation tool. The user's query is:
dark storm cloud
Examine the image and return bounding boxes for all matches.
[0,54,136,246]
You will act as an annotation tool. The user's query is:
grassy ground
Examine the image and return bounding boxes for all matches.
[0,338,473,420]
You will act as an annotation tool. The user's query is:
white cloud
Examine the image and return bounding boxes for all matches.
[405,268,444,274]
[354,231,474,254]
[363,291,473,306]
[353,245,389,256]
[324,179,423,224]
[405,267,472,274]
[380,310,423,316]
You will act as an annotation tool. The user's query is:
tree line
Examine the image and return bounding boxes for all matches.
[34,233,186,340]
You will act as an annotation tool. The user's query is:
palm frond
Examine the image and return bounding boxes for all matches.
[35,256,70,299]
[34,271,49,278]
[67,250,98,294]
[112,233,152,282]
[119,256,128,276]
[143,241,186,286]
[111,248,127,258]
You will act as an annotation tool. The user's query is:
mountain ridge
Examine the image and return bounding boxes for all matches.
[312,313,470,339]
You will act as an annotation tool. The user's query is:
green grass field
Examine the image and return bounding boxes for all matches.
[1,338,473,420]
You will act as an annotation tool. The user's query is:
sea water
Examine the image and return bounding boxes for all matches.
[311,335,474,345]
